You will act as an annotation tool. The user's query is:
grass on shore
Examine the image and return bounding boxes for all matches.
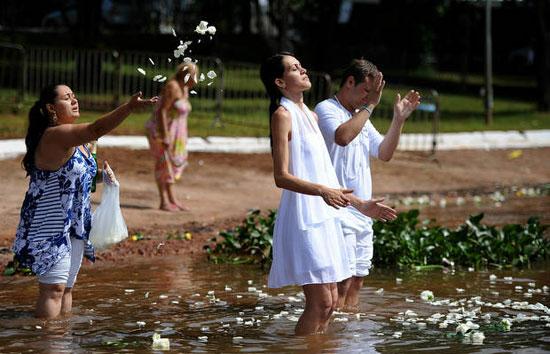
[0,85,549,138]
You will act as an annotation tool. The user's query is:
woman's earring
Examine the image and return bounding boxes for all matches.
[50,112,58,126]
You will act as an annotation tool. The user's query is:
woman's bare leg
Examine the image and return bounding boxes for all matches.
[36,283,65,319]
[60,287,73,315]
[295,283,338,335]
[166,183,189,211]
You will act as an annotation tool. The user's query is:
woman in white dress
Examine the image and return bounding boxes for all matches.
[260,53,397,335]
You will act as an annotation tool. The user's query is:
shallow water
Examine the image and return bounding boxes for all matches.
[0,257,549,353]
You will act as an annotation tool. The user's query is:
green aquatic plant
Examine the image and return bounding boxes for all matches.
[204,209,275,267]
[373,210,549,268]
[205,209,549,269]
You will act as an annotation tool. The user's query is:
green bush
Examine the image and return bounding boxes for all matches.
[205,209,549,269]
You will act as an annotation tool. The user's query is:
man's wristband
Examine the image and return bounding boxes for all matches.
[355,104,373,115]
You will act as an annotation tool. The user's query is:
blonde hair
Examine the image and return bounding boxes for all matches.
[174,62,199,86]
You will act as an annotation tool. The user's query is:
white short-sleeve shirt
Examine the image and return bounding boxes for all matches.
[315,97,384,221]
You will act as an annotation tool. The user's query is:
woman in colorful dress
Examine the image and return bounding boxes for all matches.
[146,63,198,211]
[260,53,397,335]
[13,84,157,319]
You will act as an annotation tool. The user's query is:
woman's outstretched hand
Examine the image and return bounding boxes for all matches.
[320,187,352,209]
[355,198,397,222]
[128,92,159,110]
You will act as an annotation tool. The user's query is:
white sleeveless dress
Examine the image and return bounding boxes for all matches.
[268,97,352,288]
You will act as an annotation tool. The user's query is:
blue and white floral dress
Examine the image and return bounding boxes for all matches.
[13,146,97,275]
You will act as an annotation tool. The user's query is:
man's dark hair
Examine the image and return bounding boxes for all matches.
[339,59,378,87]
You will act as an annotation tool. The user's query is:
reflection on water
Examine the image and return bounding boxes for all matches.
[0,257,549,353]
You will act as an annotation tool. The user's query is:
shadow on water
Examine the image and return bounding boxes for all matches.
[0,257,549,353]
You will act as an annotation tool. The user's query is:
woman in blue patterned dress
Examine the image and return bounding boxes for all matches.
[13,84,157,319]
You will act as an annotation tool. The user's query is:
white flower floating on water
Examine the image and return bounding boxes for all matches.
[136,321,146,327]
[375,288,384,295]
[489,274,497,281]
[469,331,485,345]
[152,333,170,350]
[207,70,217,79]
[420,290,434,302]
[137,68,146,76]
[501,318,512,331]
[198,335,208,342]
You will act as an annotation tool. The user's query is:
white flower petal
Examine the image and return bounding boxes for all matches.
[148,58,155,65]
[195,21,209,35]
[207,70,217,79]
[137,68,146,76]
[207,26,216,35]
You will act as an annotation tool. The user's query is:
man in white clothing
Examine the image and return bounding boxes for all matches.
[314,59,420,310]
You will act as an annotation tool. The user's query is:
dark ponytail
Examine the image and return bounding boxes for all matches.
[260,52,294,148]
[22,84,60,174]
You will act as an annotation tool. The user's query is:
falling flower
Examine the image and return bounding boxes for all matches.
[199,73,205,82]
[195,21,209,34]
[171,28,177,37]
[167,58,172,63]
[173,41,192,58]
[207,70,217,79]
[148,57,155,65]
[137,68,146,76]
[190,90,197,95]
[153,74,163,82]
[158,76,167,83]
[207,81,214,86]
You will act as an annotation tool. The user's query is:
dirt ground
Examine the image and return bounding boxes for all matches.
[1,147,549,268]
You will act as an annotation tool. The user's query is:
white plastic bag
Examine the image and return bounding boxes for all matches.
[89,162,128,250]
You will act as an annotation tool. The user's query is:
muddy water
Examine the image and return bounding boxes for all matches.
[1,258,549,353]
